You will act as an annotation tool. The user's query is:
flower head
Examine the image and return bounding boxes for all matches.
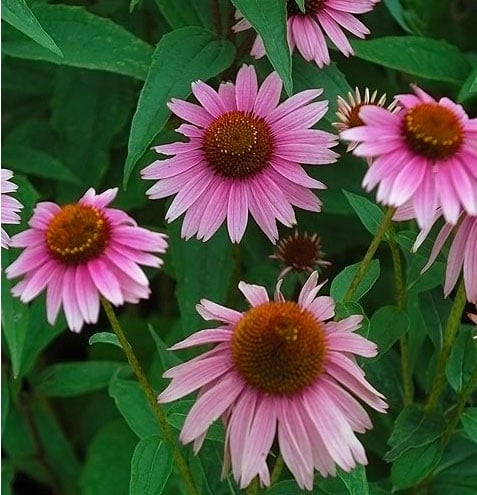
[142,65,338,243]
[1,169,23,248]
[158,272,387,490]
[335,87,399,151]
[341,86,477,229]
[418,213,477,304]
[233,1,380,68]
[270,230,331,278]
[5,188,168,332]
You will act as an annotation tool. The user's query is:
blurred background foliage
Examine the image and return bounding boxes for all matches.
[1,0,477,494]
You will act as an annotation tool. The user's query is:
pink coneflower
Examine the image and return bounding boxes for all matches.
[158,272,387,490]
[341,85,477,229]
[419,213,477,304]
[270,230,331,278]
[335,87,399,151]
[233,1,380,68]
[142,64,338,243]
[5,188,167,332]
[1,169,23,248]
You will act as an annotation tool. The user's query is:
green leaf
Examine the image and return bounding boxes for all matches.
[385,404,446,461]
[108,371,158,439]
[231,0,292,95]
[330,259,380,303]
[293,57,351,122]
[2,0,63,57]
[461,409,477,444]
[2,144,81,184]
[458,67,477,103]
[338,465,369,495]
[124,26,235,185]
[154,0,219,30]
[168,223,233,335]
[129,436,173,495]
[89,332,121,348]
[431,435,477,495]
[81,419,138,495]
[35,361,122,397]
[1,372,10,433]
[3,5,153,80]
[418,290,451,349]
[265,481,308,494]
[343,191,385,236]
[351,36,471,84]
[391,440,443,490]
[383,0,414,33]
[446,326,477,392]
[294,0,306,13]
[1,461,14,495]
[1,251,30,379]
[368,306,409,357]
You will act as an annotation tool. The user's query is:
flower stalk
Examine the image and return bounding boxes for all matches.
[100,298,199,495]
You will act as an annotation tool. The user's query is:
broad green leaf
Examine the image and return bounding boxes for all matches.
[52,69,134,191]
[418,290,451,349]
[368,306,410,357]
[130,0,144,13]
[385,404,446,461]
[461,409,477,444]
[1,461,14,495]
[148,325,182,370]
[431,435,477,495]
[343,191,385,236]
[108,372,158,439]
[129,436,173,495]
[168,223,233,335]
[154,0,220,30]
[35,361,122,397]
[352,36,471,84]
[338,465,369,495]
[166,400,225,442]
[265,481,309,494]
[293,57,351,122]
[2,144,81,184]
[231,0,292,95]
[81,419,138,495]
[1,251,30,379]
[124,26,235,185]
[17,297,66,377]
[89,332,121,348]
[2,0,62,56]
[3,5,153,80]
[335,301,370,336]
[330,259,380,302]
[458,67,477,103]
[383,0,414,33]
[446,326,477,392]
[391,440,443,490]
[1,372,10,433]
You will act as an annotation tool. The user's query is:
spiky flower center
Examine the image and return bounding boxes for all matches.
[287,0,323,15]
[232,301,327,395]
[46,204,110,265]
[403,103,463,160]
[203,111,273,179]
[345,103,365,128]
[276,233,322,271]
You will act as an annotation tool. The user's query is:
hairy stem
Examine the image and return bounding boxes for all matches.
[343,206,395,303]
[388,231,413,405]
[424,280,467,413]
[101,298,198,495]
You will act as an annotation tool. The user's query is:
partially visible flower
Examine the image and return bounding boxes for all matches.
[468,311,477,328]
[158,272,387,490]
[6,188,168,332]
[1,169,23,248]
[142,65,338,244]
[335,87,399,151]
[233,1,380,68]
[270,230,331,278]
[418,213,477,304]
[341,85,477,229]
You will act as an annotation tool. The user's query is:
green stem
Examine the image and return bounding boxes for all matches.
[271,453,284,486]
[343,207,395,303]
[424,280,467,414]
[388,231,413,405]
[101,298,198,495]
[443,364,477,445]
